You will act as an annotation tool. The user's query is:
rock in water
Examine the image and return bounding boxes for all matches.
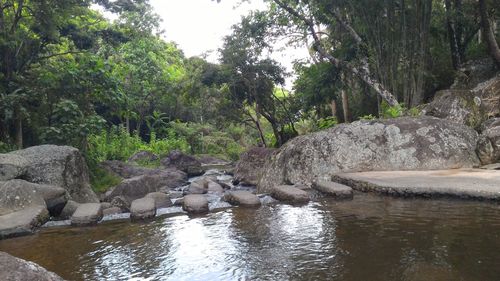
[233,147,276,186]
[258,117,479,193]
[271,185,310,203]
[10,145,98,203]
[130,197,156,220]
[161,150,203,176]
[145,192,172,208]
[71,203,103,226]
[224,191,261,207]
[313,180,353,199]
[0,154,28,181]
[0,206,49,239]
[182,194,209,214]
[0,251,66,281]
[105,169,187,203]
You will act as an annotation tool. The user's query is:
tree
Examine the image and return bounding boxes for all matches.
[479,0,500,68]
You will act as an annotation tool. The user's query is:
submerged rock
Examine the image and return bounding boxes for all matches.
[0,251,65,281]
[71,203,103,226]
[161,150,203,176]
[271,185,310,204]
[130,197,156,220]
[224,191,261,207]
[259,117,480,193]
[182,194,209,214]
[10,145,98,203]
[233,147,276,186]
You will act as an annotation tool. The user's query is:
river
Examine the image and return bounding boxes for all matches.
[1,193,499,281]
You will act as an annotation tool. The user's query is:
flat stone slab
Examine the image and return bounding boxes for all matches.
[0,206,49,239]
[71,203,103,226]
[182,194,209,214]
[313,180,353,199]
[130,197,156,220]
[271,185,310,203]
[225,191,261,207]
[333,169,500,200]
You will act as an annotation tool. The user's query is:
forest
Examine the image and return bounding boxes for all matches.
[0,0,499,183]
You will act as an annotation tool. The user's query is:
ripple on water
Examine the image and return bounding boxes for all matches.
[1,193,500,281]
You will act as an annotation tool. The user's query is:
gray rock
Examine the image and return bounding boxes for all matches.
[271,185,310,203]
[110,196,130,212]
[224,191,261,207]
[100,202,112,210]
[161,150,203,176]
[71,203,103,226]
[207,181,224,194]
[0,179,66,216]
[100,160,164,179]
[11,145,98,203]
[0,251,65,281]
[425,74,500,128]
[106,169,187,203]
[59,200,80,219]
[102,207,122,216]
[145,192,172,208]
[477,118,500,165]
[312,180,353,199]
[130,197,156,220]
[182,194,209,214]
[234,147,276,186]
[0,206,49,239]
[0,154,27,181]
[259,117,480,193]
[127,150,159,163]
[184,181,207,195]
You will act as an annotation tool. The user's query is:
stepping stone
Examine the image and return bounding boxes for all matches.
[145,192,172,208]
[313,180,353,199]
[207,182,224,194]
[130,197,156,220]
[182,194,209,214]
[71,203,103,226]
[271,185,310,203]
[224,191,261,207]
[59,200,80,219]
[102,207,122,216]
[0,206,49,239]
[184,181,207,195]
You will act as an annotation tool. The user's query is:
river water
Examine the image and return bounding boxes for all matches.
[1,193,500,281]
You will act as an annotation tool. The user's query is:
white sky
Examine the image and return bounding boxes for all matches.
[150,0,309,87]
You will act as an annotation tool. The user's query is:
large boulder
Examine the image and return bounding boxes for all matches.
[161,150,203,176]
[145,192,172,208]
[10,145,98,203]
[234,147,276,186]
[0,179,66,216]
[105,169,187,204]
[0,154,28,181]
[477,118,500,165]
[182,194,209,214]
[424,74,500,128]
[258,117,480,193]
[0,251,66,281]
[100,160,163,179]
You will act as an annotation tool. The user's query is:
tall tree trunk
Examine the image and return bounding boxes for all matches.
[341,89,351,123]
[15,107,22,149]
[329,99,338,120]
[445,0,463,69]
[479,0,500,68]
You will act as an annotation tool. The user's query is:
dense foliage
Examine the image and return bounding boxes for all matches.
[0,0,498,169]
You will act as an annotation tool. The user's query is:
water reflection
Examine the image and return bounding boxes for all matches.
[1,194,500,281]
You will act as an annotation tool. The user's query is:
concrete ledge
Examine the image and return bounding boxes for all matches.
[332,169,500,201]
